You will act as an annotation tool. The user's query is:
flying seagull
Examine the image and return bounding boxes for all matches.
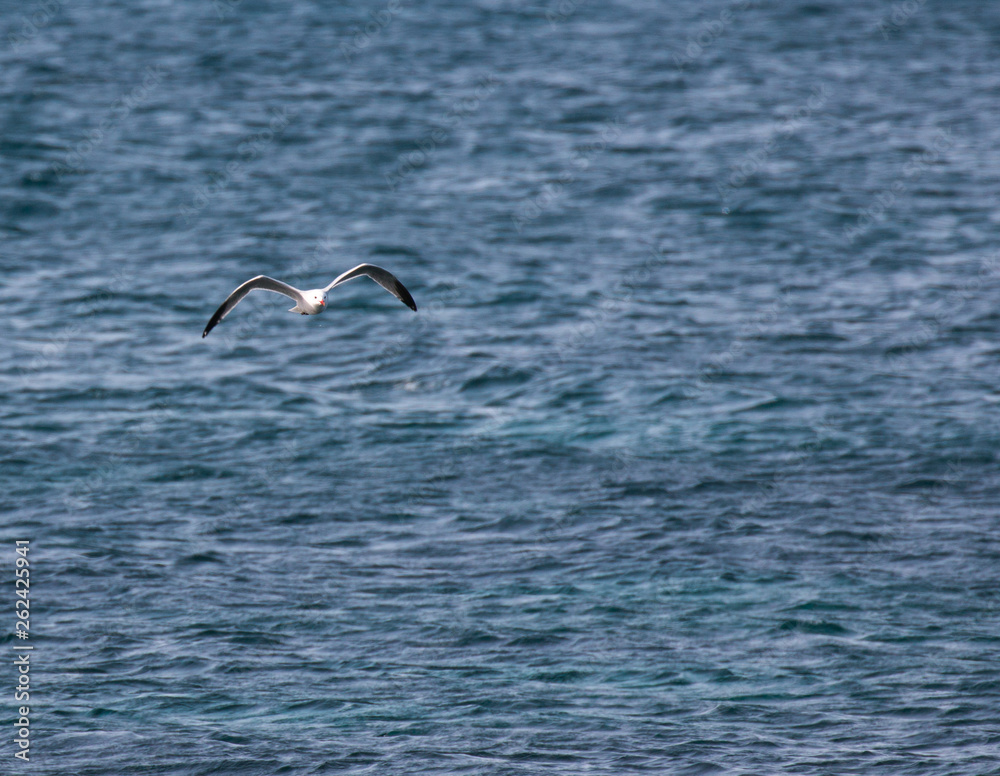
[203,263,417,338]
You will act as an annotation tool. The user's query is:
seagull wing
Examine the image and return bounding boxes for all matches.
[203,276,308,338]
[323,264,418,311]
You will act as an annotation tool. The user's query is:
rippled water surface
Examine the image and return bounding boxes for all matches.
[3,1,1000,774]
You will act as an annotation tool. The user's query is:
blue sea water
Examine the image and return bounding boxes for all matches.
[2,0,1000,773]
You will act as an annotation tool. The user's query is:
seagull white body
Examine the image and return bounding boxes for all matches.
[203,263,417,338]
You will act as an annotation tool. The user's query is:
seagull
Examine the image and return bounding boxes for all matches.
[202,263,417,338]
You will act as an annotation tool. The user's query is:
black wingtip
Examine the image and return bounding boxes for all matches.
[202,310,224,338]
[396,282,417,312]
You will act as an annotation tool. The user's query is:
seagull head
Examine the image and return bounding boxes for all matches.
[307,290,326,311]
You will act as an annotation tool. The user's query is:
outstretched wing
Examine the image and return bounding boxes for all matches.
[202,276,307,338]
[323,264,418,312]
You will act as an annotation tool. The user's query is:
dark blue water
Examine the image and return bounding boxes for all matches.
[3,1,1000,773]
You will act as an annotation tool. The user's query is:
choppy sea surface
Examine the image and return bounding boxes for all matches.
[3,1,1000,774]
